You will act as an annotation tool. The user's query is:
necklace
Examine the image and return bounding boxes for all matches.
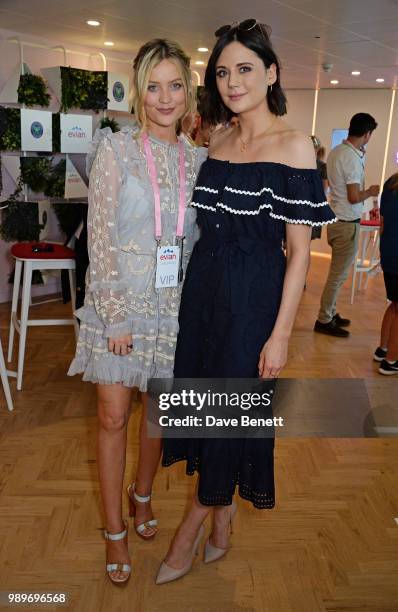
[238,118,278,153]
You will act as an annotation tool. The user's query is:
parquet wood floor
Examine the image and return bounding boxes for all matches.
[0,255,397,612]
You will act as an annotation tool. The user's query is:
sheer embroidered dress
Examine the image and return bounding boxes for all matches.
[68,125,207,390]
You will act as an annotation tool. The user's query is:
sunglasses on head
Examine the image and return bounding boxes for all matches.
[214,18,272,39]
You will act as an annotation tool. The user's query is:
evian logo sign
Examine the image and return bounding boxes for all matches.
[160,247,177,261]
[67,126,87,139]
[67,174,80,184]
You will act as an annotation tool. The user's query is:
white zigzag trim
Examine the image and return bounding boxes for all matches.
[192,200,336,226]
[194,186,219,194]
[191,201,217,211]
[224,185,328,207]
[215,202,272,215]
[269,212,337,226]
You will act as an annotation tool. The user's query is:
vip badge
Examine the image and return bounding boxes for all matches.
[155,245,181,289]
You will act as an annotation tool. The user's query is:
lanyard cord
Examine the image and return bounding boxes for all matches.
[142,132,187,241]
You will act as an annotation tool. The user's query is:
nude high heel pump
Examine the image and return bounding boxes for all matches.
[127,482,158,539]
[155,524,205,585]
[203,501,237,564]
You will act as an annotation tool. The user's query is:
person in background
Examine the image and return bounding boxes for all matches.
[309,136,328,242]
[314,113,380,337]
[374,172,398,374]
[311,135,328,194]
[194,116,215,147]
[182,110,201,144]
[317,146,328,192]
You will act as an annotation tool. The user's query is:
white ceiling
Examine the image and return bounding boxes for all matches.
[1,0,398,89]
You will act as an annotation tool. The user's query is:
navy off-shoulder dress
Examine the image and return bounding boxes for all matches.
[162,158,336,509]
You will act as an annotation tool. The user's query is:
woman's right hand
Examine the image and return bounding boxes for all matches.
[108,334,133,356]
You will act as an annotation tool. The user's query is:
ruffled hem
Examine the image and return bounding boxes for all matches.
[192,158,337,227]
[191,199,336,226]
[68,357,173,391]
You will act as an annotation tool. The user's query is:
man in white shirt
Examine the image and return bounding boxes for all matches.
[314,113,380,337]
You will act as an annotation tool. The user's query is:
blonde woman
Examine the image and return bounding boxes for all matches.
[68,39,206,585]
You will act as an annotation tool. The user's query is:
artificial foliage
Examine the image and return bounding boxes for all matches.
[100,116,120,132]
[11,156,66,197]
[20,156,52,193]
[0,201,42,242]
[1,193,44,284]
[0,107,5,194]
[0,107,21,151]
[17,74,51,107]
[52,201,83,237]
[0,174,36,242]
[45,159,66,197]
[0,106,7,138]
[52,113,61,152]
[60,67,108,113]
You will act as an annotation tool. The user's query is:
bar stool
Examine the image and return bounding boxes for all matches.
[0,336,14,411]
[7,242,78,391]
[350,219,380,304]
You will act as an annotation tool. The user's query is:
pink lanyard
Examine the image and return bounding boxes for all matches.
[142,132,187,242]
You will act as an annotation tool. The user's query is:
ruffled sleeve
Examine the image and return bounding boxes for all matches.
[191,159,336,226]
[86,127,114,178]
[260,166,336,226]
[86,134,131,338]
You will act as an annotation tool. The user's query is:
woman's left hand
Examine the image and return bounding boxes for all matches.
[258,335,289,379]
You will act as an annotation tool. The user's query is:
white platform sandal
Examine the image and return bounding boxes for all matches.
[127,483,158,540]
[104,522,132,586]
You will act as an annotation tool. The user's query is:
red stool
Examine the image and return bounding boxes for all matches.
[8,242,77,391]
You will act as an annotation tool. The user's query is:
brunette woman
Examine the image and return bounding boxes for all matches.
[157,20,335,584]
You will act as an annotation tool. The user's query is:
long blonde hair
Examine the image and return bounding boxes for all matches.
[132,39,196,134]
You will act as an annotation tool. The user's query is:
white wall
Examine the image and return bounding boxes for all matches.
[385,92,398,184]
[285,90,315,135]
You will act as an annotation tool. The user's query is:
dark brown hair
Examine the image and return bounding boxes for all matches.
[201,24,287,125]
[387,172,398,191]
[348,113,378,137]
